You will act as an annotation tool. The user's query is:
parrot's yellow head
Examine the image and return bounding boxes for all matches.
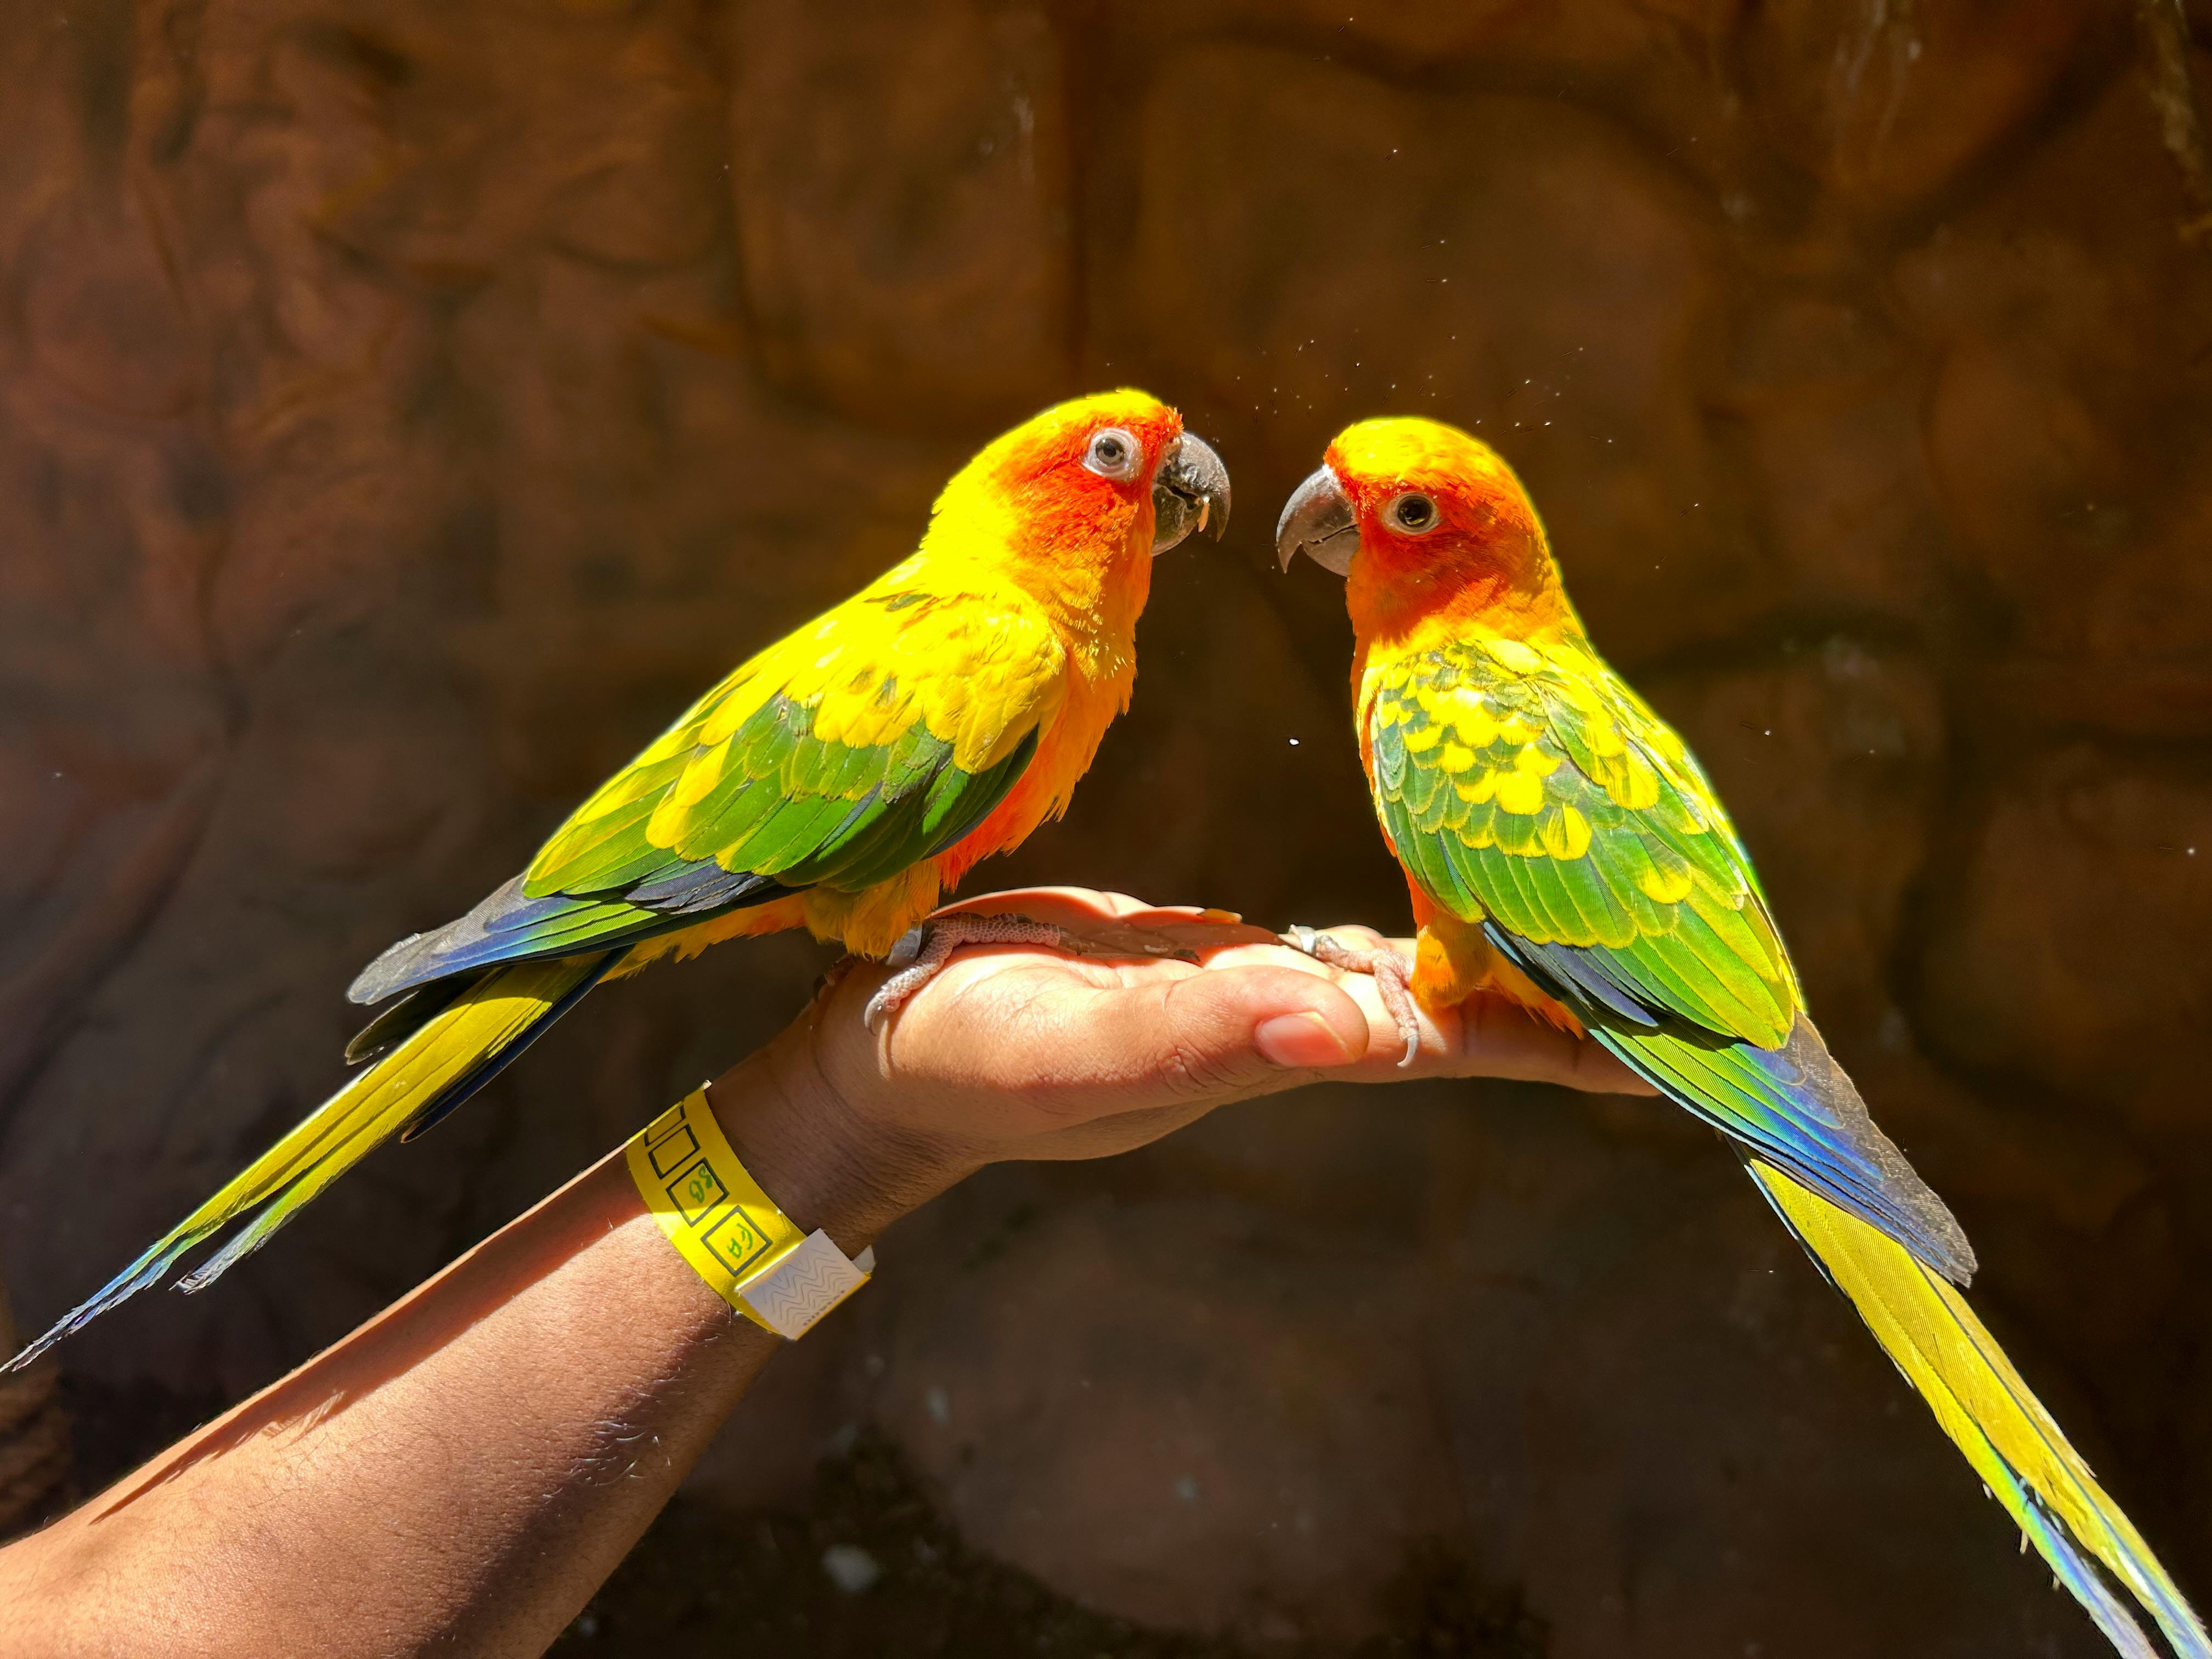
[1276,416,1575,644]
[928,391,1231,606]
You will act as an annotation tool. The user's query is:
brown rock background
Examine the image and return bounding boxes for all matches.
[4,2,2211,1653]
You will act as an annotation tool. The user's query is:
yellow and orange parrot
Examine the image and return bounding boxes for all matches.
[1276,416,2202,1659]
[6,389,1228,1372]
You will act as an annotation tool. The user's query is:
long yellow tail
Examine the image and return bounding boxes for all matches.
[1748,1157,2207,1658]
[2,953,612,1374]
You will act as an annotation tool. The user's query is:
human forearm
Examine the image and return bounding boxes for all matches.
[0,1054,868,1659]
[0,895,1641,1658]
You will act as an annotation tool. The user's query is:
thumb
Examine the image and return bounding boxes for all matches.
[1074,963,1372,1113]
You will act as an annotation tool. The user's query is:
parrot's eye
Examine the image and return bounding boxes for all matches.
[1389,493,1438,534]
[1084,428,1142,482]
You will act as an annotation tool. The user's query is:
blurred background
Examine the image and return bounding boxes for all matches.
[3,1,2211,1654]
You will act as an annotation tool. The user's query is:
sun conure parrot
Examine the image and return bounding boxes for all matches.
[5,389,1229,1373]
[1275,416,2203,1659]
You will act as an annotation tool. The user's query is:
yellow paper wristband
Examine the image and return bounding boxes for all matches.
[626,1084,872,1339]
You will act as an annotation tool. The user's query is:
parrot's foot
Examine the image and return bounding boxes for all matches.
[1280,926,1423,1067]
[864,911,1199,1032]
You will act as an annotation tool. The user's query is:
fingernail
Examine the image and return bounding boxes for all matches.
[1255,1012,1355,1069]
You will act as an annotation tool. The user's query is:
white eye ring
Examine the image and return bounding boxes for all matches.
[1388,492,1439,534]
[1084,427,1143,482]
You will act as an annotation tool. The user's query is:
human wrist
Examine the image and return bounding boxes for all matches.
[702,1024,966,1255]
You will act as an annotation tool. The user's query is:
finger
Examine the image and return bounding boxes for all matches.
[1572,1043,1653,1094]
[1043,963,1374,1115]
[938,888,1266,943]
[1181,942,1434,1069]
[934,886,1152,927]
[1184,932,1396,975]
[1272,957,1654,1093]
[1062,890,1227,922]
[1438,993,1656,1095]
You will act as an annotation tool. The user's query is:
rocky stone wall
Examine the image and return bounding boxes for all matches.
[3,2,2209,1654]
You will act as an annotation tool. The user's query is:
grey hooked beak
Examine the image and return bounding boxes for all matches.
[1150,432,1232,555]
[1274,464,1358,576]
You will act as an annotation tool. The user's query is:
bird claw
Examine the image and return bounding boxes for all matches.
[864,932,949,1032]
[1278,925,1424,1068]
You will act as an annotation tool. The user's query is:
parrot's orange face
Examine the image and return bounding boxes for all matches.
[937,390,1231,579]
[1276,416,1572,642]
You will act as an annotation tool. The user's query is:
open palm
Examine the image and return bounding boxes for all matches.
[719,886,1648,1238]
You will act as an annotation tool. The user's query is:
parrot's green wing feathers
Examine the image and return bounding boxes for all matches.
[1368,635,1971,1281]
[1368,635,1795,1040]
[352,582,1062,1003]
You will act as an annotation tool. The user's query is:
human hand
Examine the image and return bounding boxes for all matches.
[710,887,1647,1249]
